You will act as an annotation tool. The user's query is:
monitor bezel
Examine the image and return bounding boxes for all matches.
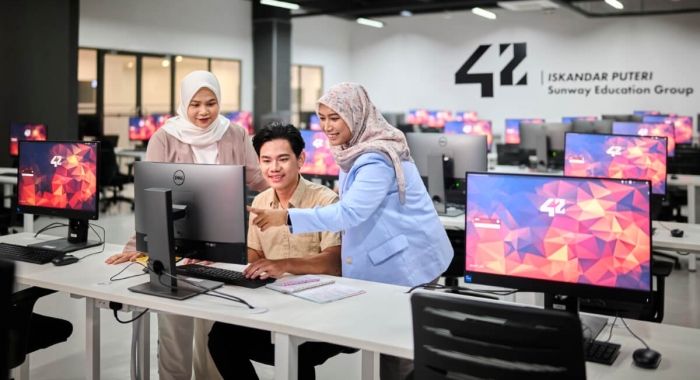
[563,131,668,197]
[464,171,653,304]
[9,122,49,158]
[16,140,100,221]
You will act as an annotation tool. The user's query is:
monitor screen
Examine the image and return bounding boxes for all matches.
[426,110,454,128]
[504,119,545,144]
[564,133,667,195]
[226,111,254,135]
[407,109,429,125]
[612,122,675,157]
[454,111,478,123]
[129,116,160,141]
[445,121,493,151]
[633,111,660,116]
[299,130,340,177]
[465,172,652,302]
[17,141,99,219]
[309,115,322,131]
[562,116,597,123]
[643,116,693,145]
[10,123,48,157]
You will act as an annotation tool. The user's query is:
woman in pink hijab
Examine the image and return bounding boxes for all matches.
[248,83,454,379]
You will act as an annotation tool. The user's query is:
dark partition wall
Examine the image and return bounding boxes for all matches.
[0,0,79,167]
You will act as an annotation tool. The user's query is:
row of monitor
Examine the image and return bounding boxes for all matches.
[13,139,653,328]
[128,111,254,141]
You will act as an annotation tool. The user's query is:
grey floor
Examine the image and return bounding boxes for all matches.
[13,183,700,379]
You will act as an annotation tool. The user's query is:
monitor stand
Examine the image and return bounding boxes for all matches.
[545,294,608,341]
[535,128,549,173]
[128,188,222,301]
[28,218,101,253]
[427,153,463,217]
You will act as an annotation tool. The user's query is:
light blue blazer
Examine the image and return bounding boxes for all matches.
[288,152,454,287]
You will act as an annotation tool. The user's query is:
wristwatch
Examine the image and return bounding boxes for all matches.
[286,212,293,233]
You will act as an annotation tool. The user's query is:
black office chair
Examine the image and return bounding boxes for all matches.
[1,260,14,380]
[410,292,587,380]
[580,260,673,323]
[99,137,135,212]
[8,287,74,377]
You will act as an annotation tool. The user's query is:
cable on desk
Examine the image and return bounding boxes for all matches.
[620,318,650,349]
[109,262,147,282]
[134,261,256,309]
[405,283,519,296]
[76,223,106,261]
[33,223,69,237]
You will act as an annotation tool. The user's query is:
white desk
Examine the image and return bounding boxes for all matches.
[114,148,146,161]
[667,174,700,224]
[5,232,700,380]
[489,165,563,176]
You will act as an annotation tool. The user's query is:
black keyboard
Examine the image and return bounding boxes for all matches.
[175,264,275,289]
[0,243,59,264]
[584,340,621,365]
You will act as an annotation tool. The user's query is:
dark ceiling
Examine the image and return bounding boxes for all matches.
[285,0,700,19]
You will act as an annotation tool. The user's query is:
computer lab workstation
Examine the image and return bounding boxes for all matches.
[1,107,700,380]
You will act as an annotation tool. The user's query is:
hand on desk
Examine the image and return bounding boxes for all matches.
[247,206,287,232]
[105,251,144,265]
[181,258,213,266]
[244,258,288,280]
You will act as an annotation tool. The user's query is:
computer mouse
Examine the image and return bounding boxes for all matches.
[52,254,79,266]
[671,174,679,180]
[632,348,661,369]
[671,229,684,238]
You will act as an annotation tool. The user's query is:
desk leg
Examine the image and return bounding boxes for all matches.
[11,358,29,380]
[86,298,100,380]
[689,254,697,272]
[137,311,150,380]
[689,184,699,224]
[274,333,303,380]
[3,183,11,208]
[23,214,33,233]
[361,350,379,380]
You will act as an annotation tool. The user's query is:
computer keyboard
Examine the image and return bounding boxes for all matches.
[584,340,621,365]
[175,264,275,289]
[0,243,59,264]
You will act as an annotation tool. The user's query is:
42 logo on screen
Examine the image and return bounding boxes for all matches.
[606,146,623,157]
[455,43,527,98]
[539,198,566,217]
[50,156,63,167]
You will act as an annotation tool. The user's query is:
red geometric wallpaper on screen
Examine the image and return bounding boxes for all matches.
[466,175,651,291]
[19,143,98,211]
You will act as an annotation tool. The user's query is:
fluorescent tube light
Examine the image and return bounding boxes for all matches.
[356,18,384,28]
[260,0,300,10]
[604,0,624,9]
[472,7,497,20]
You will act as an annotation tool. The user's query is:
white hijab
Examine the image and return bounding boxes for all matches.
[161,70,230,146]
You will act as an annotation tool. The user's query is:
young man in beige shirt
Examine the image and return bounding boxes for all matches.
[208,123,346,380]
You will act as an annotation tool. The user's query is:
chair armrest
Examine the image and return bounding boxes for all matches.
[11,287,57,306]
[652,260,673,278]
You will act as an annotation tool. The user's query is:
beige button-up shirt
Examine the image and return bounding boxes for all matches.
[248,176,341,259]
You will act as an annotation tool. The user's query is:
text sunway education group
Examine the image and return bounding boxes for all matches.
[545,71,694,97]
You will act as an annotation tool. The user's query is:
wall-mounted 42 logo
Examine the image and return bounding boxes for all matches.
[455,43,527,98]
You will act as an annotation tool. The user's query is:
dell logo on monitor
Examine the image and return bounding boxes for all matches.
[438,136,448,147]
[173,170,185,186]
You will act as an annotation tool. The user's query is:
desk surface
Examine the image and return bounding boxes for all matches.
[4,232,700,379]
[0,167,17,185]
[114,148,146,159]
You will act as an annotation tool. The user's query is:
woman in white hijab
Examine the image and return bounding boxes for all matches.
[106,71,268,380]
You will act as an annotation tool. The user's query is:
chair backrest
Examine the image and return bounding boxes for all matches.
[1,260,14,379]
[103,134,119,148]
[98,138,118,186]
[411,293,586,380]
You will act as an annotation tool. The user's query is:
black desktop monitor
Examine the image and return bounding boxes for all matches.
[308,114,322,131]
[633,111,660,116]
[16,141,101,253]
[643,115,693,145]
[602,114,644,123]
[612,122,676,157]
[444,120,493,152]
[405,133,487,215]
[571,120,613,134]
[299,130,339,186]
[406,109,429,125]
[562,116,597,123]
[520,122,573,170]
[133,162,247,264]
[9,123,48,157]
[465,172,652,336]
[504,118,545,145]
[564,133,667,198]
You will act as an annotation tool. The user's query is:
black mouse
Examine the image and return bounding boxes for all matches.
[632,348,661,369]
[671,229,684,238]
[52,254,79,266]
[671,174,678,180]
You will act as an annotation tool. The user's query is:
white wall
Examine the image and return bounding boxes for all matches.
[347,8,700,136]
[79,0,253,111]
[292,16,354,92]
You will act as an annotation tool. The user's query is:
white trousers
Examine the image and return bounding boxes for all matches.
[157,314,224,380]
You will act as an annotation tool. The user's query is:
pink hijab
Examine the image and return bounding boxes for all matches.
[317,83,413,205]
